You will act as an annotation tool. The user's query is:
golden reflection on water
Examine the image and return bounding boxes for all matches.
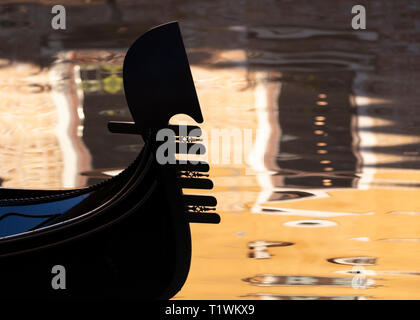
[0,62,64,189]
[1,46,420,301]
[174,52,420,300]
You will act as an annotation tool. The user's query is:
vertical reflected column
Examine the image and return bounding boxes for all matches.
[274,71,359,189]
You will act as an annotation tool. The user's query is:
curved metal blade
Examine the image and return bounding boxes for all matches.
[123,21,203,129]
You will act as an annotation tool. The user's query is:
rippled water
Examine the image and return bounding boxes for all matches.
[1,0,420,299]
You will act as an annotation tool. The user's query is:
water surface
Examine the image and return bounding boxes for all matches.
[0,0,419,299]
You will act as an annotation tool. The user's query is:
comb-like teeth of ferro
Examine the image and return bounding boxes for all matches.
[175,142,206,155]
[186,206,215,213]
[108,120,219,224]
[173,129,220,224]
[178,171,208,178]
[107,121,202,138]
[178,178,213,190]
[186,212,220,224]
[183,195,217,207]
[171,161,209,172]
[174,137,211,189]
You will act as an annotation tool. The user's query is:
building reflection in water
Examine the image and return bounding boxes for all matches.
[250,68,368,214]
[243,274,376,289]
[0,49,142,188]
[248,240,294,259]
[272,72,360,189]
[243,293,368,300]
[327,256,377,266]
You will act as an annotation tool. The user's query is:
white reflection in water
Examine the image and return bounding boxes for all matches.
[243,293,368,300]
[283,219,337,228]
[258,207,373,218]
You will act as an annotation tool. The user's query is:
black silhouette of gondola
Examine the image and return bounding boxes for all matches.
[0,22,219,299]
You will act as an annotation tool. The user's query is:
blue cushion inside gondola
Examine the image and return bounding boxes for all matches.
[0,194,89,237]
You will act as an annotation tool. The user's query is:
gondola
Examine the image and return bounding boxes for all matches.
[0,22,219,300]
